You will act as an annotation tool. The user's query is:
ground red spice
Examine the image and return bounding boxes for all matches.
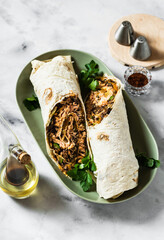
[127,73,148,87]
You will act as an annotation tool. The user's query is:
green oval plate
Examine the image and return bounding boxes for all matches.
[16,49,158,204]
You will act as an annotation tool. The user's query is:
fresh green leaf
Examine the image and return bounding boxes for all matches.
[80,70,88,82]
[82,156,90,164]
[81,152,90,162]
[87,172,93,185]
[86,77,94,85]
[78,170,87,180]
[85,60,99,75]
[74,164,80,169]
[79,163,85,169]
[53,143,60,149]
[67,168,79,180]
[136,153,160,168]
[26,95,35,101]
[80,172,93,192]
[23,95,40,111]
[88,80,99,91]
[91,161,97,171]
[80,180,89,192]
[81,154,90,168]
[154,160,160,168]
[147,158,154,168]
[67,152,96,192]
[79,60,102,91]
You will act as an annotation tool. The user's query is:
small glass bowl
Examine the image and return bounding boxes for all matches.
[124,66,152,96]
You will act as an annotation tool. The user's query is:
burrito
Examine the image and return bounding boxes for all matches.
[30,56,88,174]
[85,74,139,199]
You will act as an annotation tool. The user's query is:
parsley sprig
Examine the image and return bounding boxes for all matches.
[136,153,160,168]
[79,60,103,91]
[67,151,96,192]
[23,95,40,111]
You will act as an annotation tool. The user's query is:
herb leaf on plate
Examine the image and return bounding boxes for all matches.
[80,172,93,192]
[88,80,99,91]
[136,153,160,168]
[67,151,96,192]
[23,95,40,111]
[79,60,103,91]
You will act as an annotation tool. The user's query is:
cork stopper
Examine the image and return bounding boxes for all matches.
[9,145,32,165]
[18,152,31,164]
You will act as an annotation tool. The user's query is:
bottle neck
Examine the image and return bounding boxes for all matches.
[9,145,31,164]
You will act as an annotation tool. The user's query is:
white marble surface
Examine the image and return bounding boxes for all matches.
[0,0,164,239]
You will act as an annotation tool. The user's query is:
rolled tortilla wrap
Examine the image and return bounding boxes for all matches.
[85,75,139,199]
[30,56,88,174]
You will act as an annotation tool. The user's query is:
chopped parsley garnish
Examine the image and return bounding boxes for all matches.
[79,60,103,91]
[136,153,160,168]
[67,151,96,192]
[109,95,114,101]
[53,143,60,149]
[59,157,63,164]
[23,95,40,111]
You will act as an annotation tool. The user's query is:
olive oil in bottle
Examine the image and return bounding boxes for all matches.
[0,114,39,199]
[0,145,39,199]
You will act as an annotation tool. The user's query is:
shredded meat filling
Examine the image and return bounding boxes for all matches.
[85,77,118,126]
[46,94,87,173]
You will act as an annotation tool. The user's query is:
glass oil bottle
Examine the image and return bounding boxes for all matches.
[0,114,39,199]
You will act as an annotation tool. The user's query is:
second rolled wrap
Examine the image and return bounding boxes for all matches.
[85,75,139,199]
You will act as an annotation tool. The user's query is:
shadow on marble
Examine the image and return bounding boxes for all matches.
[11,169,164,224]
[77,166,164,224]
[151,65,164,71]
[12,175,73,214]
[137,80,164,102]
